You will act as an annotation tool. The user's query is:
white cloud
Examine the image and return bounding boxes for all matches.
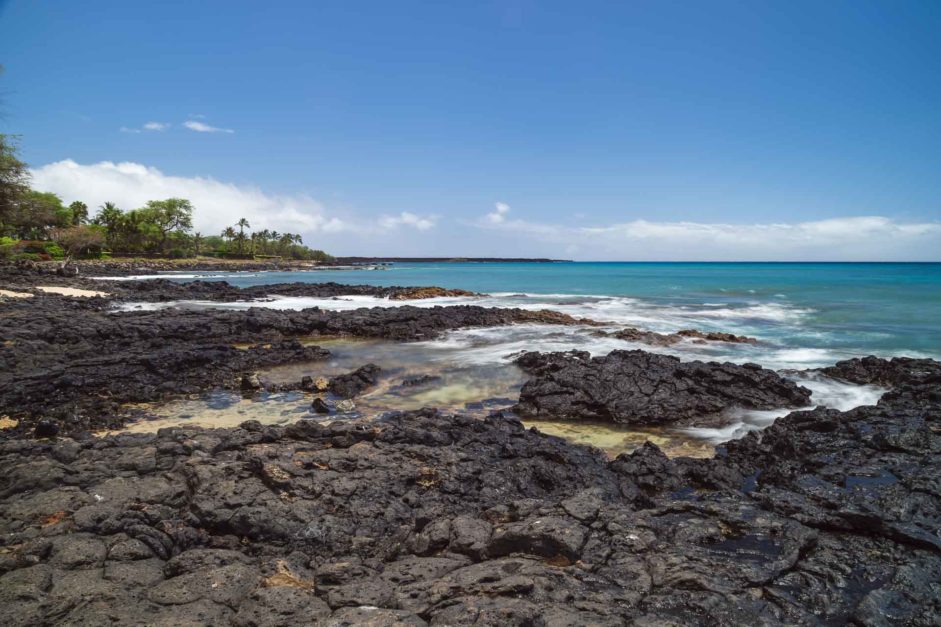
[30,160,350,236]
[474,209,941,261]
[486,201,511,224]
[29,160,441,245]
[120,121,170,133]
[183,120,234,134]
[379,211,436,231]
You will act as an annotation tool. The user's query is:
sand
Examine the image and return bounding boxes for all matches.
[34,286,109,297]
[0,289,34,299]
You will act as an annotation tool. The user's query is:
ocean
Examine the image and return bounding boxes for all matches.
[114,261,941,363]
[108,262,939,446]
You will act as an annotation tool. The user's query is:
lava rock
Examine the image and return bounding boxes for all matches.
[240,373,263,391]
[514,349,812,425]
[33,420,60,439]
[400,374,442,387]
[329,364,381,399]
[592,327,758,347]
[0,289,599,434]
[0,390,938,625]
[817,355,941,388]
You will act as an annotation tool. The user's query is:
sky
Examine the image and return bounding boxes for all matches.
[1,0,939,260]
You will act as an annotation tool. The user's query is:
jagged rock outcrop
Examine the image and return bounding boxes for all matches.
[592,326,758,346]
[514,349,812,424]
[818,355,941,388]
[328,364,381,399]
[389,286,481,300]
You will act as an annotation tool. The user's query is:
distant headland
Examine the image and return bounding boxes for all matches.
[333,256,571,263]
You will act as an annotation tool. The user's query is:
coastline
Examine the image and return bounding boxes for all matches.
[0,263,939,624]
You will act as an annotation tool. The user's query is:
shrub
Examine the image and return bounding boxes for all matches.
[0,236,15,259]
[13,252,42,262]
[43,241,65,259]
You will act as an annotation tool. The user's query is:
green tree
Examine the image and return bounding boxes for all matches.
[278,232,294,253]
[203,234,224,253]
[51,225,105,261]
[92,202,123,248]
[256,229,271,254]
[6,191,70,239]
[138,198,194,253]
[237,217,250,236]
[222,226,236,253]
[192,232,204,256]
[0,134,31,231]
[68,201,89,225]
[233,230,248,255]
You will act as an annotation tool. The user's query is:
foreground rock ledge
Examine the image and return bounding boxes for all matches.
[1,371,939,625]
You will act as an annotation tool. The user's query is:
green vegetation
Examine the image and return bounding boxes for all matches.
[0,133,332,262]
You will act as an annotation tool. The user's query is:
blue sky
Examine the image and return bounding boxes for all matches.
[1,0,939,259]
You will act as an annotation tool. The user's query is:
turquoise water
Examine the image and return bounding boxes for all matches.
[136,262,941,360]
[112,261,928,444]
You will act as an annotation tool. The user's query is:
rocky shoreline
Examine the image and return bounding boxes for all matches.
[1,268,939,625]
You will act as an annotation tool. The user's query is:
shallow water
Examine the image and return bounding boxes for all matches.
[119,336,884,457]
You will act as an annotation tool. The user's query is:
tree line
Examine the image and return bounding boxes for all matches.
[0,134,332,262]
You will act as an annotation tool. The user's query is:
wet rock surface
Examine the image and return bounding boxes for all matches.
[592,326,758,347]
[514,349,812,424]
[0,291,594,436]
[95,278,486,304]
[388,286,481,300]
[0,372,938,626]
[819,355,941,388]
[328,364,382,399]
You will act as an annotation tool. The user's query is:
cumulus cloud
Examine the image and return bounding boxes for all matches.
[29,160,442,245]
[30,160,350,235]
[379,211,436,231]
[474,209,941,261]
[183,120,234,134]
[486,202,511,224]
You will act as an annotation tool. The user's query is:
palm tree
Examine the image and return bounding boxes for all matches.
[93,202,123,249]
[278,233,294,254]
[259,229,272,254]
[234,231,248,255]
[192,232,203,256]
[221,227,236,256]
[237,218,250,237]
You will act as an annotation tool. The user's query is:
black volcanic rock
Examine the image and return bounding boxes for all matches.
[0,293,598,435]
[818,355,941,388]
[514,349,812,424]
[0,378,938,625]
[329,364,381,399]
[400,374,442,387]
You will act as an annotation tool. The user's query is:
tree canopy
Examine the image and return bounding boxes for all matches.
[0,134,31,230]
[0,134,332,263]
